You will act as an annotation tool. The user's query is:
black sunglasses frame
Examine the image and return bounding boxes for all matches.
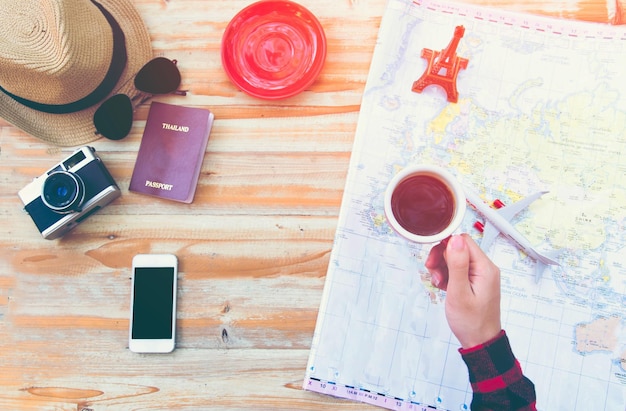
[93,57,186,140]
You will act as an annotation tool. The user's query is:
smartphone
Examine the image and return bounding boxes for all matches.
[129,254,178,353]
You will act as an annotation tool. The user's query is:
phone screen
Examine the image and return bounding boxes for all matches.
[131,267,175,339]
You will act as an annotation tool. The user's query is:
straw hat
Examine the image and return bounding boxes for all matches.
[0,0,153,146]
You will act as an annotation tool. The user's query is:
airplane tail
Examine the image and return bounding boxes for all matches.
[533,248,564,283]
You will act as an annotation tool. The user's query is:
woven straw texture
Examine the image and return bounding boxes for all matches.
[0,0,153,146]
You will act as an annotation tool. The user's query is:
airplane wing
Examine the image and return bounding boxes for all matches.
[478,191,549,251]
[494,191,548,221]
[479,221,500,251]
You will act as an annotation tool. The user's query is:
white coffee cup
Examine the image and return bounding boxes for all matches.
[384,165,466,243]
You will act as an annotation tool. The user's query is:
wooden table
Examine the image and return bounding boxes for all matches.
[0,1,620,409]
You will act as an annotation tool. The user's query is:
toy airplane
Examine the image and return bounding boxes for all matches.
[463,183,561,282]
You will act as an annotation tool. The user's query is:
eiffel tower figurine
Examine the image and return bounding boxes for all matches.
[412,25,468,103]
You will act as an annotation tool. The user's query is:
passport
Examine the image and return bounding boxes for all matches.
[129,101,214,203]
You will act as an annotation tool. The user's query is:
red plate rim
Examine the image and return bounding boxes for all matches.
[221,0,327,100]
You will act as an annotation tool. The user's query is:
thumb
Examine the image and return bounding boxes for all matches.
[444,235,471,292]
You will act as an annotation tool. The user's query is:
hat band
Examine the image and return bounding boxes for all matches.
[0,0,128,114]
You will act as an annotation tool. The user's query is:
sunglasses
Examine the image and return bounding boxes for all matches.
[93,57,185,140]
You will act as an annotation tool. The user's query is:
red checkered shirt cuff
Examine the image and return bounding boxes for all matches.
[459,330,537,410]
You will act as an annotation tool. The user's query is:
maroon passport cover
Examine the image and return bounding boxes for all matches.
[129,101,214,203]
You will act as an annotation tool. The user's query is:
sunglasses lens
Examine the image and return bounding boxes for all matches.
[93,94,133,140]
[134,57,182,94]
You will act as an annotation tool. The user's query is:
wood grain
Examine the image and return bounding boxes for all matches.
[0,0,618,409]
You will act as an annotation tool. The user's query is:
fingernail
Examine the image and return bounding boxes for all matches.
[450,235,465,250]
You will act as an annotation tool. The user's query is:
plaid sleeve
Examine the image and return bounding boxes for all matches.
[459,330,536,411]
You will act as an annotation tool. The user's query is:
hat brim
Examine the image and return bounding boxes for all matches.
[0,0,153,147]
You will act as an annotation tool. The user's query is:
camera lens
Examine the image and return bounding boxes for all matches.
[41,171,85,213]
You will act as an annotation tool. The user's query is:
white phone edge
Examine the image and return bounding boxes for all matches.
[129,253,178,353]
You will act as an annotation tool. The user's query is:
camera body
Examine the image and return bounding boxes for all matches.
[18,146,121,240]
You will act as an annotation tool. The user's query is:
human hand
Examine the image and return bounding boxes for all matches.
[425,234,501,349]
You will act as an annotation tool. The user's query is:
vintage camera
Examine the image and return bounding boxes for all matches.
[18,146,121,240]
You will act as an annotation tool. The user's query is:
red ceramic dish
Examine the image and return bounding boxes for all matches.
[221,0,327,100]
